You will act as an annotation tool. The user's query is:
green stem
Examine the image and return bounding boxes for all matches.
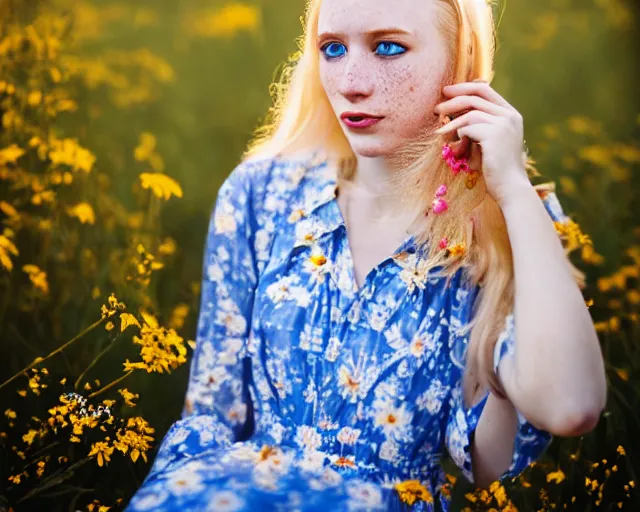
[16,458,91,504]
[74,335,121,391]
[0,318,104,391]
[87,370,134,399]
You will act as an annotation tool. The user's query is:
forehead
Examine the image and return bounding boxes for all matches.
[317,0,436,35]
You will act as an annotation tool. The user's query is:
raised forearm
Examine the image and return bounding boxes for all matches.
[497,180,606,435]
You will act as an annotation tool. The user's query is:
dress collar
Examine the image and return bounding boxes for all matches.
[297,152,420,260]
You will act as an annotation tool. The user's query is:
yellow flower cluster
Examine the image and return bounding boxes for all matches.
[124,319,188,374]
[394,479,434,506]
[113,417,155,463]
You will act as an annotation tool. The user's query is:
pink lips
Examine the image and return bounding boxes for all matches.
[340,112,384,129]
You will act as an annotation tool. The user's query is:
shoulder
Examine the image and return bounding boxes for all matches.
[225,150,334,224]
[214,150,326,270]
[533,182,571,224]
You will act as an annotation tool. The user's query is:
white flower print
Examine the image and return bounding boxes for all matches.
[264,193,286,214]
[297,449,328,473]
[302,244,332,284]
[288,207,306,223]
[166,427,189,448]
[378,439,400,463]
[417,379,450,415]
[409,331,436,358]
[130,487,169,509]
[337,427,361,446]
[303,379,316,403]
[294,218,323,247]
[367,293,398,332]
[266,275,298,304]
[374,402,413,442]
[384,323,407,351]
[166,465,205,496]
[337,365,363,403]
[290,285,312,308]
[295,425,323,451]
[215,299,247,336]
[317,416,339,431]
[206,261,224,282]
[346,481,384,510]
[206,491,245,512]
[325,336,342,362]
[214,212,237,234]
[397,252,430,292]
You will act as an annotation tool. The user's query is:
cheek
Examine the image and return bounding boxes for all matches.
[319,63,340,98]
[380,63,443,129]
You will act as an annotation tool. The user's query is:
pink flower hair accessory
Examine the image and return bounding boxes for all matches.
[442,143,471,175]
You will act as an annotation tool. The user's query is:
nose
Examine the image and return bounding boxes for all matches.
[337,49,374,103]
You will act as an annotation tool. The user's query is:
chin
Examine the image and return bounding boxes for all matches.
[347,137,398,159]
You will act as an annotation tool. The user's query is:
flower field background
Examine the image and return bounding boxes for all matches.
[0,0,639,510]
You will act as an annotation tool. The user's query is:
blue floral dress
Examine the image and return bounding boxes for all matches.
[126,152,569,512]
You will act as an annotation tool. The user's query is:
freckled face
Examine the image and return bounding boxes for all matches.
[317,0,450,158]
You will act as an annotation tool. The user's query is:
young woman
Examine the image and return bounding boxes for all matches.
[126,0,607,510]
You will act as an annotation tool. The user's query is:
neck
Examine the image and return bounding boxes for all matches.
[337,154,413,227]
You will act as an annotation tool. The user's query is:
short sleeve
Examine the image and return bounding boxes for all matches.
[445,184,572,485]
[445,374,553,485]
[181,161,262,444]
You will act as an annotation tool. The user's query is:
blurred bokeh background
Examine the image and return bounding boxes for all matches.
[1,0,639,510]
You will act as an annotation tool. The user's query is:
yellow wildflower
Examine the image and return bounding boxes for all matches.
[139,172,183,200]
[22,429,38,446]
[616,369,629,381]
[101,293,126,319]
[127,323,188,373]
[187,4,261,38]
[120,313,141,332]
[27,90,43,106]
[88,441,114,467]
[36,460,45,477]
[67,202,95,224]
[489,481,508,507]
[140,310,159,328]
[114,417,155,463]
[0,232,19,271]
[48,137,95,173]
[547,469,566,484]
[4,409,16,419]
[118,388,139,407]
[0,144,25,165]
[158,237,177,256]
[8,472,25,484]
[448,243,466,257]
[617,445,626,456]
[395,480,433,506]
[0,201,18,218]
[627,290,640,304]
[22,264,49,294]
[169,303,190,330]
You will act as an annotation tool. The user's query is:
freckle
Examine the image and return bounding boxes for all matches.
[409,86,415,92]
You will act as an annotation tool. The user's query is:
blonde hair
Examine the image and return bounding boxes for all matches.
[243,0,585,407]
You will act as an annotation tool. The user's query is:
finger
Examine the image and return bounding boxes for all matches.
[435,110,497,135]
[468,140,483,170]
[436,94,510,118]
[442,82,513,110]
[457,123,494,144]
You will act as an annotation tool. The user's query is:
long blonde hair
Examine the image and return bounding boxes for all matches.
[243,0,585,407]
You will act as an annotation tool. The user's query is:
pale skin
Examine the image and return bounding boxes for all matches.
[318,0,607,488]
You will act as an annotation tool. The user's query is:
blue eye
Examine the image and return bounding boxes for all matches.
[322,42,347,59]
[375,42,406,56]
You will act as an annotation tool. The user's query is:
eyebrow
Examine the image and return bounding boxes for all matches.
[316,27,413,42]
